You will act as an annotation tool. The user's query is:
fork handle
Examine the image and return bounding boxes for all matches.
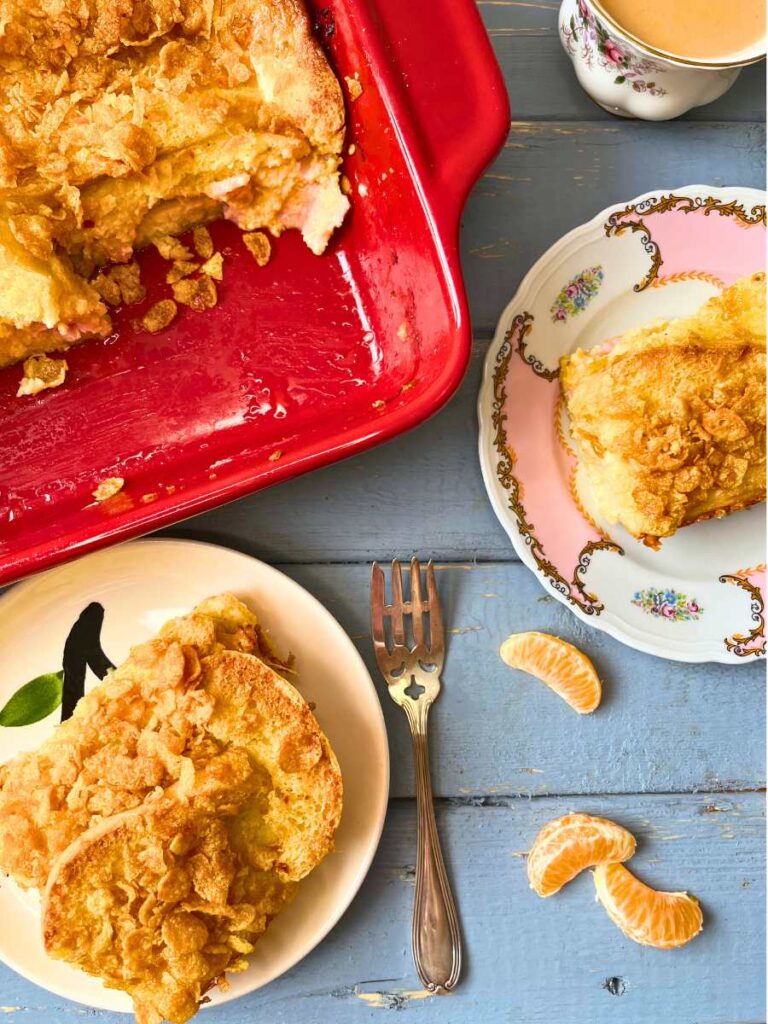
[410,715,462,992]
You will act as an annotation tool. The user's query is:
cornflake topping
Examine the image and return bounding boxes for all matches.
[154,236,193,262]
[141,299,178,333]
[91,261,146,307]
[166,260,200,284]
[344,74,363,101]
[108,262,146,305]
[193,226,214,260]
[17,355,68,397]
[242,231,271,267]
[199,252,224,280]
[171,275,218,311]
[92,477,125,502]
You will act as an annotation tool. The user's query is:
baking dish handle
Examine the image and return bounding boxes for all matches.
[360,0,510,232]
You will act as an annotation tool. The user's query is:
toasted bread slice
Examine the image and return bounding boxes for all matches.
[0,594,342,890]
[43,799,293,1024]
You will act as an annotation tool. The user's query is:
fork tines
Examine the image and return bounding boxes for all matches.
[371,559,445,672]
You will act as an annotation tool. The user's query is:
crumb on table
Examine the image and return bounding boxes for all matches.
[92,477,124,502]
[242,231,272,267]
[17,355,68,397]
[141,299,178,333]
[171,275,218,310]
[268,449,283,462]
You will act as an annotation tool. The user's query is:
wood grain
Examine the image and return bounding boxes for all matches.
[0,793,762,1023]
[282,562,766,798]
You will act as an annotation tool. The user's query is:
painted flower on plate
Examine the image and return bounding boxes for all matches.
[631,587,704,622]
[551,266,604,322]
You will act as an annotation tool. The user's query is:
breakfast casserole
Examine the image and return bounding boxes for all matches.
[0,0,349,368]
[560,272,767,548]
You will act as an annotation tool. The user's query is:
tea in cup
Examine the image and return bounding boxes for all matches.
[559,0,766,119]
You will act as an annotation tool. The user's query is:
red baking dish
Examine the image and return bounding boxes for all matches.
[0,0,509,586]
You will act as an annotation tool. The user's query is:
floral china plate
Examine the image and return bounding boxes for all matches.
[0,539,389,1011]
[478,185,766,664]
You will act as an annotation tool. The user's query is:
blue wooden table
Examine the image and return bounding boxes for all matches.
[1,3,765,1022]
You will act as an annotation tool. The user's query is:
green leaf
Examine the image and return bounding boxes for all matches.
[614,75,626,83]
[0,670,64,727]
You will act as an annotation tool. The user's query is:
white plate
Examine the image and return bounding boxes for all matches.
[0,538,389,1011]
[478,185,766,664]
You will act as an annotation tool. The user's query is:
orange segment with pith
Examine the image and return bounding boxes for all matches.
[594,861,704,949]
[527,813,636,897]
[500,632,602,713]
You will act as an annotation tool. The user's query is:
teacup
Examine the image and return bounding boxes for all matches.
[559,0,765,120]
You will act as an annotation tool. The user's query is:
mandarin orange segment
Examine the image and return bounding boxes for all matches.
[528,813,636,897]
[500,632,602,713]
[594,862,704,949]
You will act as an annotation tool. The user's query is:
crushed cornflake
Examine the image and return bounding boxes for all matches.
[193,226,214,259]
[397,321,409,340]
[372,399,385,409]
[154,235,193,261]
[200,251,224,280]
[340,175,352,196]
[92,477,124,502]
[348,144,356,155]
[166,260,199,284]
[344,74,363,101]
[358,183,368,197]
[268,449,282,462]
[242,231,271,267]
[92,271,122,307]
[17,355,68,397]
[141,299,178,333]
[141,493,159,504]
[107,261,146,305]
[172,275,217,310]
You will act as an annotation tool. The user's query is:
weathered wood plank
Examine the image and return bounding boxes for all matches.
[1,793,763,1024]
[477,0,766,122]
[283,563,766,798]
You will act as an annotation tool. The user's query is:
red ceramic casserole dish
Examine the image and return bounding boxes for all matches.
[0,0,509,586]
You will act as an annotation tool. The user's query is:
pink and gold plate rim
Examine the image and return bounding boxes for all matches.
[484,190,766,661]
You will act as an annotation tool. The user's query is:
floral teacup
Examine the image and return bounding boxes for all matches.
[559,0,765,120]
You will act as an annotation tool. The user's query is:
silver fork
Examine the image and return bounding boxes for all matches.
[370,558,462,994]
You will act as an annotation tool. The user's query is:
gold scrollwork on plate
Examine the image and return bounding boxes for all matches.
[719,574,766,658]
[492,313,621,615]
[506,311,559,381]
[604,193,767,293]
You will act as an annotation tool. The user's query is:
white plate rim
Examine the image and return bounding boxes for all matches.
[0,537,390,1011]
[477,183,766,665]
